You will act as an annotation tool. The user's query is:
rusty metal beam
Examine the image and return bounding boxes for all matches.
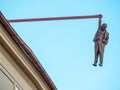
[8,14,102,23]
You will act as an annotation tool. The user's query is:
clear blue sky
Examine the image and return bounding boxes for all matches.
[1,0,120,90]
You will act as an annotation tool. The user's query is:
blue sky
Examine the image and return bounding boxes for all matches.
[1,0,120,90]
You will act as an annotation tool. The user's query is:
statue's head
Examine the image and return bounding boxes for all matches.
[101,23,107,30]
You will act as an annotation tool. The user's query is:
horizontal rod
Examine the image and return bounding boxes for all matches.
[8,14,102,23]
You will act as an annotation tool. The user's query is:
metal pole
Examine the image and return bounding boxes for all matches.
[8,14,102,23]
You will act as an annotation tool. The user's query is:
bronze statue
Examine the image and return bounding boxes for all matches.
[93,16,109,67]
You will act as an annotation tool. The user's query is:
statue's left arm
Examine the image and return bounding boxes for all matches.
[103,31,109,45]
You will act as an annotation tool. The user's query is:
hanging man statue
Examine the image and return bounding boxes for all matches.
[93,15,109,67]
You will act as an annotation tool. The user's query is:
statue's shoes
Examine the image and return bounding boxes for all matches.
[92,64,97,67]
[99,64,103,67]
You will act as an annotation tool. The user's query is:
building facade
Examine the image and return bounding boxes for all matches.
[0,12,57,90]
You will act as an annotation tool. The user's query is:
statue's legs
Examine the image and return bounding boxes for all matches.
[99,41,105,66]
[93,41,99,66]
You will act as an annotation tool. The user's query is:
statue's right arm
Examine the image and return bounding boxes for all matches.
[93,15,102,42]
[98,17,102,30]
